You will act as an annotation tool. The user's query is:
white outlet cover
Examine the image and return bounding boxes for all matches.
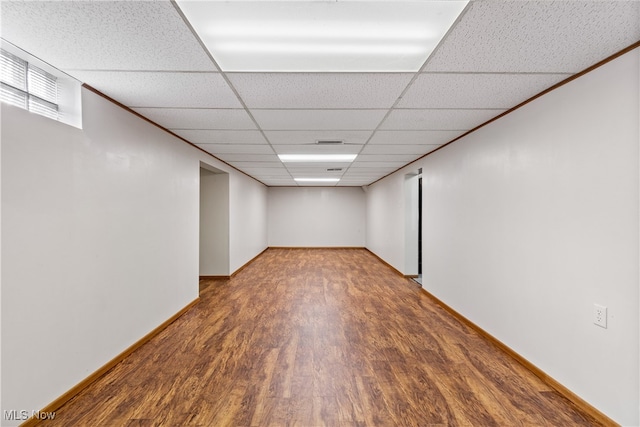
[594,304,607,329]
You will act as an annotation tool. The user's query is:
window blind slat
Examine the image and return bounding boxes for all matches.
[28,64,57,104]
[1,82,27,109]
[0,50,26,90]
[29,95,58,120]
[1,49,59,121]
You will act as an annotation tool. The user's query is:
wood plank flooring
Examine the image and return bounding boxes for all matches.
[36,248,603,426]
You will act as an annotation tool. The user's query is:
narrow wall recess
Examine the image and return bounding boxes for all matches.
[199,165,230,278]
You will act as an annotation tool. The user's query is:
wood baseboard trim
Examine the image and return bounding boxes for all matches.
[199,248,269,280]
[230,247,269,278]
[364,249,405,277]
[419,288,618,427]
[268,246,366,250]
[20,298,199,427]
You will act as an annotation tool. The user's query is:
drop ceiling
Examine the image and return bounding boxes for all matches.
[1,0,639,187]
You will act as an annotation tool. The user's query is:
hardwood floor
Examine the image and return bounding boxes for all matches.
[37,248,603,426]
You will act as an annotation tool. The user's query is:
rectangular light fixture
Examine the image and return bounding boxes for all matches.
[176,1,468,72]
[279,154,357,163]
[295,178,340,183]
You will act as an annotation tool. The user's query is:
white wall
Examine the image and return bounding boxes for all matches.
[229,171,268,272]
[199,169,229,276]
[366,172,407,272]
[367,48,640,425]
[1,88,267,423]
[268,187,366,247]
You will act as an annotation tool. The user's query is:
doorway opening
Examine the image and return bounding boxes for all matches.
[199,163,229,294]
[404,170,421,284]
[417,172,422,285]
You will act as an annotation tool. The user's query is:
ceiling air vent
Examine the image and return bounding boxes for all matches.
[326,168,343,172]
[316,140,344,145]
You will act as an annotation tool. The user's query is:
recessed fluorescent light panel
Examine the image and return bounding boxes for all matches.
[295,178,340,183]
[279,154,357,163]
[176,1,468,72]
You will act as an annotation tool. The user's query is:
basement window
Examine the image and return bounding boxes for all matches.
[0,42,82,128]
[1,49,59,119]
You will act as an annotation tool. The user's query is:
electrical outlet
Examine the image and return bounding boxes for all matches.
[594,304,607,328]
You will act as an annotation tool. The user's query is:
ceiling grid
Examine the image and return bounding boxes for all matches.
[1,0,638,186]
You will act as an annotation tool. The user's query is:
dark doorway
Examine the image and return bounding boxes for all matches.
[418,175,422,278]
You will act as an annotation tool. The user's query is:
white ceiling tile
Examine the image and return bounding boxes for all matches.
[195,144,274,155]
[252,109,388,130]
[381,109,505,131]
[350,162,407,169]
[230,162,283,169]
[338,180,374,185]
[228,73,413,109]
[260,177,295,181]
[239,168,291,176]
[172,130,267,145]
[341,171,386,177]
[262,179,297,186]
[259,176,294,181]
[340,181,381,186]
[399,73,571,109]
[340,177,382,183]
[368,144,440,156]
[0,1,215,71]
[215,154,280,162]
[425,0,640,73]
[71,71,241,108]
[369,130,464,145]
[356,154,421,163]
[265,131,372,145]
[339,182,378,187]
[133,108,257,130]
[361,145,432,155]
